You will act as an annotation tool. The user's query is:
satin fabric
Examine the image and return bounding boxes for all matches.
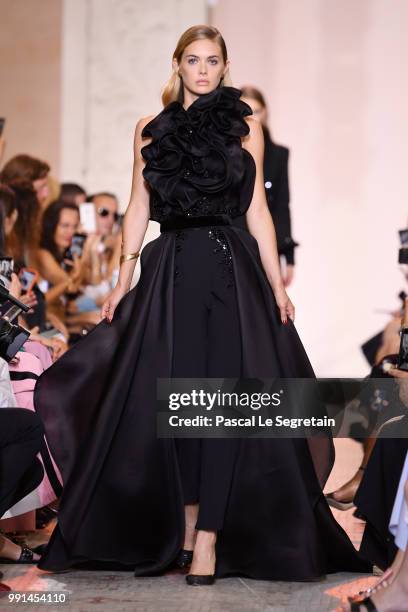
[34,226,370,578]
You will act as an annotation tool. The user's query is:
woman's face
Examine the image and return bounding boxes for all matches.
[175,39,228,97]
[93,194,119,237]
[241,96,268,126]
[33,175,50,206]
[54,208,79,252]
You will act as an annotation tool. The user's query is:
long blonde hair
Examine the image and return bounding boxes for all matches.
[161,25,233,107]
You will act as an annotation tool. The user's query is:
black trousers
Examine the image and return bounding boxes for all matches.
[0,408,44,517]
[171,227,241,531]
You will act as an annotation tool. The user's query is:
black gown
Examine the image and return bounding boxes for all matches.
[34,86,370,580]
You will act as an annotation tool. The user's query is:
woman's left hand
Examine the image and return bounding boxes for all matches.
[273,284,295,324]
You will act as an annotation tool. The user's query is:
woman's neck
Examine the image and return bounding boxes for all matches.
[182,89,200,111]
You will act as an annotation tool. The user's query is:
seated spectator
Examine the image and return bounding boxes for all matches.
[0,408,44,569]
[1,154,50,210]
[34,200,100,329]
[0,184,68,358]
[327,281,406,511]
[338,368,408,611]
[60,182,87,207]
[1,180,40,268]
[82,191,121,304]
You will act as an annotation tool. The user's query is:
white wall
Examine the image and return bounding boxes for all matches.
[212,0,408,376]
[61,0,207,250]
[60,0,408,375]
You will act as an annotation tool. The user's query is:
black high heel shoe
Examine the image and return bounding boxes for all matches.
[185,573,215,586]
[175,549,193,568]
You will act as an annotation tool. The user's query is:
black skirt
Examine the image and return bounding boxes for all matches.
[34,220,370,579]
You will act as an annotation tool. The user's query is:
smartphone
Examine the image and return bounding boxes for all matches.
[0,318,30,362]
[0,118,5,137]
[399,229,408,246]
[0,256,14,288]
[70,233,87,258]
[79,202,96,233]
[399,248,408,264]
[19,267,38,292]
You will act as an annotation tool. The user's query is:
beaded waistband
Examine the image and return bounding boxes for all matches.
[160,215,232,233]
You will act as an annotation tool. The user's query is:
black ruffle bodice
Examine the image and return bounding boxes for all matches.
[141,86,256,222]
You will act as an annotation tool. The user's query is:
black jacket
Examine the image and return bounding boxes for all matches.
[233,125,298,265]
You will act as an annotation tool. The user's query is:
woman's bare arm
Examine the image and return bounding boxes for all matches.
[115,116,154,292]
[242,118,294,322]
[36,249,83,303]
[101,115,154,321]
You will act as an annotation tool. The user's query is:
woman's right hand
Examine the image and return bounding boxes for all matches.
[9,273,22,300]
[273,283,295,324]
[101,284,128,323]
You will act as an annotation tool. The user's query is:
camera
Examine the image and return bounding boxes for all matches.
[0,283,31,362]
[398,228,408,265]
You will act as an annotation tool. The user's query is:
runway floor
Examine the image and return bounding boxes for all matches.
[1,440,377,611]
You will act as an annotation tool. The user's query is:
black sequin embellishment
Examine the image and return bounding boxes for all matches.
[174,230,187,282]
[208,228,234,288]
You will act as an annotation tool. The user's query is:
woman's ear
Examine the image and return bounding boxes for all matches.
[172,58,179,74]
[223,59,230,79]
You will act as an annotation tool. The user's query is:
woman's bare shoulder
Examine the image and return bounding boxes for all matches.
[135,114,156,134]
[244,116,262,136]
[242,116,263,151]
[134,115,157,150]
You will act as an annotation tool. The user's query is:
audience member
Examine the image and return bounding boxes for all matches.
[60,182,87,206]
[34,200,100,328]
[82,191,121,304]
[0,408,44,570]
[338,368,408,611]
[1,154,50,209]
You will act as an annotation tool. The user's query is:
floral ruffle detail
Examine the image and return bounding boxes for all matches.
[141,86,256,221]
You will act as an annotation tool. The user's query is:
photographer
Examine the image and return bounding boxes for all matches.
[0,286,61,538]
[0,184,68,360]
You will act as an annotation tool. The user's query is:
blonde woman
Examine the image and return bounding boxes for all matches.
[35,25,370,585]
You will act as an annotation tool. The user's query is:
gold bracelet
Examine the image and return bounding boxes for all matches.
[120,252,139,265]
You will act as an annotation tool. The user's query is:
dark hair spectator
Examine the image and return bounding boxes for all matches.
[60,183,87,206]
[0,184,16,256]
[2,181,41,266]
[36,200,100,329]
[40,200,79,263]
